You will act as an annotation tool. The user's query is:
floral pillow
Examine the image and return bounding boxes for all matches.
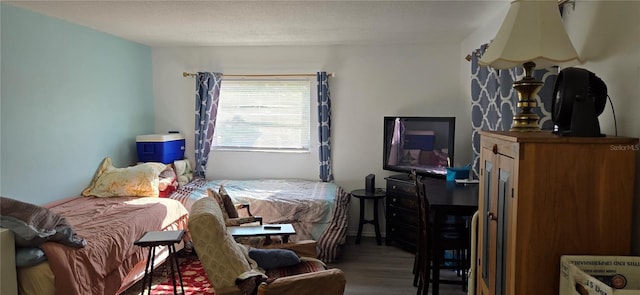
[82,157,166,198]
[158,166,178,197]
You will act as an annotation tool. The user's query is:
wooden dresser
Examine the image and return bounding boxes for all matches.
[476,131,638,295]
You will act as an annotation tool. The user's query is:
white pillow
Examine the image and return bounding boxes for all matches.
[82,157,166,198]
[173,159,193,186]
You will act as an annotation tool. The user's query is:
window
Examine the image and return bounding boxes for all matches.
[213,79,311,152]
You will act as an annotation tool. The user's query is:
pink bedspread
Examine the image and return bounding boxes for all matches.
[40,196,188,295]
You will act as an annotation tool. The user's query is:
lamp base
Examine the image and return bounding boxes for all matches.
[510,61,543,132]
[510,113,541,131]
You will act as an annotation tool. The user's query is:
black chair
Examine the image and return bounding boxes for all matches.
[412,171,470,295]
[413,172,431,295]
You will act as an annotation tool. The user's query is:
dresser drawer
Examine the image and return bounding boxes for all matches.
[387,223,417,249]
[387,180,416,197]
[387,206,418,227]
[387,194,417,211]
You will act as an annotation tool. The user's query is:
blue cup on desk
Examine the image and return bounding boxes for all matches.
[446,165,470,182]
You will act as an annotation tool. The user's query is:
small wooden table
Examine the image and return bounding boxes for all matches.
[351,188,386,245]
[134,230,185,295]
[228,224,296,244]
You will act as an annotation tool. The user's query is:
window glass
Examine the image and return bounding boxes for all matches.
[213,79,311,152]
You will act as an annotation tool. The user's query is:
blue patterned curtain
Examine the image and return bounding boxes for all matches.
[470,45,558,177]
[317,72,333,182]
[194,72,223,179]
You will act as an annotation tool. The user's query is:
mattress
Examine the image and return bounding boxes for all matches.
[17,196,189,295]
[170,178,350,262]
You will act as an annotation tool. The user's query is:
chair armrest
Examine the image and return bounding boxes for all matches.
[236,203,253,216]
[0,229,17,295]
[225,216,263,226]
[257,269,346,295]
[233,204,263,225]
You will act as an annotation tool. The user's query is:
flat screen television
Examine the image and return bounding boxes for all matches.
[383,116,455,177]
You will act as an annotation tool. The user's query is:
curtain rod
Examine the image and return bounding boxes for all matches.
[182,72,334,78]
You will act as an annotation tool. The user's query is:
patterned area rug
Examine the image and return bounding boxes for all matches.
[123,256,215,295]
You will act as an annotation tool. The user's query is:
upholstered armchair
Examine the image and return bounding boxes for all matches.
[188,196,346,295]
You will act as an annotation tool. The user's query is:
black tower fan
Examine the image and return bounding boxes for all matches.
[551,67,608,137]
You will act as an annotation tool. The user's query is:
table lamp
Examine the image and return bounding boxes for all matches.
[479,0,580,131]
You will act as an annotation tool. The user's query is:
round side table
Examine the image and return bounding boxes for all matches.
[351,188,386,245]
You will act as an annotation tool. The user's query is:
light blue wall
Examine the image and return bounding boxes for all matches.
[1,4,154,205]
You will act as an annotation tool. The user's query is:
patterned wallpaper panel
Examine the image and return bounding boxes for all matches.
[470,44,558,177]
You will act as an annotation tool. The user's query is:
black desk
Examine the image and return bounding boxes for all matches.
[385,174,478,295]
[423,177,478,295]
[351,188,386,245]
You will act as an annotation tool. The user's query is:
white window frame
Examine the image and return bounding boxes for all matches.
[212,78,312,153]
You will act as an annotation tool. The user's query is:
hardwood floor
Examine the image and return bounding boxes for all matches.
[330,236,468,295]
[123,236,469,295]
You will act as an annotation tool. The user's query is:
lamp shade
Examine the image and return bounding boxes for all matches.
[479,0,580,70]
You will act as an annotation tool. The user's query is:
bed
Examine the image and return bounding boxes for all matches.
[13,196,189,295]
[169,178,350,262]
[6,157,191,295]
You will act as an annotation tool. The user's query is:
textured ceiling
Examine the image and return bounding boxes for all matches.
[6,0,508,47]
